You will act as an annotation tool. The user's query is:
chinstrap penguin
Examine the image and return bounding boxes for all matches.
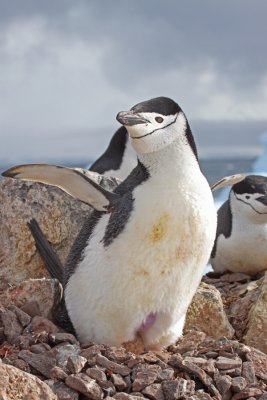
[3,96,217,349]
[211,174,267,275]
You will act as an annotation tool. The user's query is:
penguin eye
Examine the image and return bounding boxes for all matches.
[155,116,163,123]
[245,195,250,199]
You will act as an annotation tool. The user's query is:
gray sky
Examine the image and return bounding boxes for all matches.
[0,0,267,164]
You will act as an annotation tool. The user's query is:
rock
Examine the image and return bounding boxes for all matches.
[80,344,105,365]
[9,305,31,327]
[0,179,91,290]
[86,367,107,382]
[0,362,57,399]
[51,343,80,370]
[65,373,103,399]
[132,363,161,391]
[98,379,117,397]
[185,282,235,339]
[246,348,267,380]
[104,346,131,363]
[241,361,257,386]
[214,372,232,395]
[162,379,194,399]
[18,349,56,378]
[25,315,60,339]
[227,283,260,339]
[157,368,175,381]
[66,354,87,374]
[96,354,131,376]
[30,343,52,354]
[215,356,242,370]
[244,272,267,353]
[0,307,23,343]
[46,380,79,400]
[184,356,216,374]
[49,332,78,345]
[170,330,207,354]
[0,278,63,319]
[111,373,128,391]
[50,366,68,381]
[232,388,263,400]
[168,354,221,399]
[142,383,165,400]
[231,377,247,392]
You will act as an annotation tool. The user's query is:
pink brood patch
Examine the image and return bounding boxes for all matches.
[137,312,157,332]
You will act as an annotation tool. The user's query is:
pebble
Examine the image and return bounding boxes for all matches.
[0,302,267,399]
[96,353,131,376]
[65,373,103,399]
[49,332,78,345]
[241,361,257,386]
[0,308,23,343]
[142,383,165,400]
[86,367,107,382]
[232,388,263,400]
[132,364,161,392]
[9,305,31,327]
[111,373,128,391]
[50,366,68,381]
[51,343,80,370]
[215,356,242,370]
[18,349,56,378]
[25,315,60,336]
[231,376,247,392]
[66,354,87,374]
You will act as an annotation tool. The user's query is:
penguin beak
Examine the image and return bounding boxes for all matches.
[256,195,267,206]
[116,111,149,126]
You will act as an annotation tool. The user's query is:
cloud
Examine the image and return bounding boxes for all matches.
[0,0,266,163]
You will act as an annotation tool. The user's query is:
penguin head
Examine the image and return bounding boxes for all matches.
[230,175,267,222]
[116,97,196,156]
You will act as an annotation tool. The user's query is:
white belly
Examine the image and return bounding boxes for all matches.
[212,226,267,275]
[66,172,216,346]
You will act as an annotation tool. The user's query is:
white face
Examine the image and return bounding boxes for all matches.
[231,191,267,222]
[126,112,187,154]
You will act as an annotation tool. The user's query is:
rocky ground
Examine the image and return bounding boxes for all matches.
[1,180,267,399]
[1,272,267,399]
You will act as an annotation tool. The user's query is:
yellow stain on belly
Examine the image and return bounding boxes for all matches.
[149,213,171,244]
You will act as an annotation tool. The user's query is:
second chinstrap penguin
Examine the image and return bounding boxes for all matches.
[3,96,217,349]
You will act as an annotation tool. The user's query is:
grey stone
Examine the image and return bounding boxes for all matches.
[142,383,165,400]
[216,356,242,370]
[0,308,23,343]
[96,354,131,376]
[18,349,56,378]
[86,367,107,382]
[231,377,247,392]
[66,354,87,374]
[111,373,128,391]
[65,373,103,399]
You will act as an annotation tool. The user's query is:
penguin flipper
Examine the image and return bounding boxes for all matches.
[2,164,120,212]
[27,218,63,283]
[211,173,246,191]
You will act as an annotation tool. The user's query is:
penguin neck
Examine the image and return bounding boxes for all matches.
[138,136,200,178]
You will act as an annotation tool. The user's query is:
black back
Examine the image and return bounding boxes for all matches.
[90,126,128,174]
[211,200,232,259]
